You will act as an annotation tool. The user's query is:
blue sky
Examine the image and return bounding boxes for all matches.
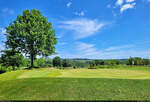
[0,0,150,59]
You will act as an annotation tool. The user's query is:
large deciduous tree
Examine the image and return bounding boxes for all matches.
[5,9,57,68]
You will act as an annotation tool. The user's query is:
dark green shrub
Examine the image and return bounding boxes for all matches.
[53,56,62,67]
[62,59,72,67]
[0,50,24,70]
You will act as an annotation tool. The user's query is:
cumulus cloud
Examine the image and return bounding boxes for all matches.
[120,3,136,13]
[66,2,72,7]
[116,0,124,6]
[114,0,136,14]
[73,11,85,16]
[59,18,105,39]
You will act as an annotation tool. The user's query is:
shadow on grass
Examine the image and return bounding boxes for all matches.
[0,70,6,74]
[24,66,40,70]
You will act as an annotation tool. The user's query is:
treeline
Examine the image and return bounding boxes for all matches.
[52,56,89,68]
[89,59,121,67]
[88,57,150,68]
[0,55,90,72]
[1,53,150,74]
[126,57,150,65]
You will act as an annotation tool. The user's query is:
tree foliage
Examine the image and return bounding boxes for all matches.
[104,60,121,65]
[53,56,62,67]
[62,59,72,67]
[0,50,24,70]
[5,9,57,68]
[45,58,53,67]
[35,58,46,67]
[89,60,105,67]
[126,57,150,65]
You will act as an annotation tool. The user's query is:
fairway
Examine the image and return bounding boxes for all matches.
[0,68,150,100]
[14,68,150,79]
[57,69,150,79]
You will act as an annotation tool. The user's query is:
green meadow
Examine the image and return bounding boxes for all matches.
[0,67,150,100]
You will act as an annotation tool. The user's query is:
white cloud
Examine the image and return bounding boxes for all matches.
[0,28,6,51]
[105,45,134,51]
[120,3,136,13]
[56,34,63,39]
[1,8,14,15]
[76,45,150,59]
[55,42,150,59]
[66,2,72,7]
[77,42,95,51]
[73,11,85,16]
[0,44,5,51]
[75,43,135,59]
[126,0,135,3]
[100,50,150,59]
[60,18,105,39]
[0,28,7,35]
[76,42,101,57]
[116,0,124,6]
[0,28,7,43]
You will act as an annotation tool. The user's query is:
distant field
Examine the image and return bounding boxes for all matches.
[0,67,150,100]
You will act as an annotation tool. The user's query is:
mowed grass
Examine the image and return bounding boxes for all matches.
[0,68,150,100]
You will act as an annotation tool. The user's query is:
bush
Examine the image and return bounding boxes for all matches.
[0,50,24,70]
[53,56,62,67]
[104,60,121,65]
[36,58,46,67]
[62,59,72,67]
[45,59,53,67]
[22,58,30,67]
[126,57,150,66]
[0,66,6,74]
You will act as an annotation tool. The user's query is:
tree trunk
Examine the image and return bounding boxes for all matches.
[30,54,34,68]
[12,66,15,70]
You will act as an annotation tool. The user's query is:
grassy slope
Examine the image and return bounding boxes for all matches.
[0,68,150,100]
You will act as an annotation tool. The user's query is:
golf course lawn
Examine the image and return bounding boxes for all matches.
[0,68,150,100]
